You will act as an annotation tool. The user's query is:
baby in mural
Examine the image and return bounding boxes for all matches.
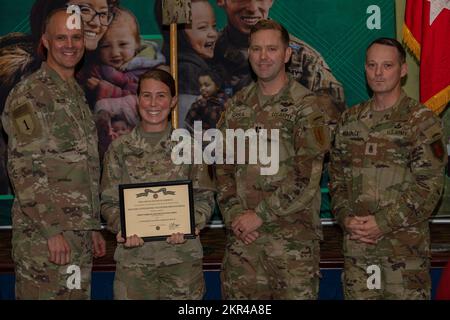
[84,7,165,154]
[110,114,132,140]
[184,70,228,135]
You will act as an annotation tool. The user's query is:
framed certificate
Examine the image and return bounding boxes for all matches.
[119,180,195,242]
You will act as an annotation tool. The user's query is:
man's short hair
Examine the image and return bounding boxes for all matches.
[249,19,290,47]
[30,0,68,42]
[366,37,406,64]
[42,7,72,35]
[39,7,76,60]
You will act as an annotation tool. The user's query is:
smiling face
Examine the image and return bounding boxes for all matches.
[69,0,110,50]
[248,28,291,84]
[41,10,85,79]
[365,43,407,96]
[138,78,177,132]
[184,1,218,59]
[199,75,219,98]
[219,0,273,35]
[98,13,139,68]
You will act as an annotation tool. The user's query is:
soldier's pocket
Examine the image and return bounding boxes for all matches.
[45,155,88,186]
[187,260,206,299]
[123,154,150,183]
[388,227,430,257]
[51,106,82,141]
[376,167,410,205]
[285,240,321,289]
[281,239,320,267]
[400,257,430,290]
[11,229,47,264]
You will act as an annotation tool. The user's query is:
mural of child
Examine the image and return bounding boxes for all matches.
[79,7,165,159]
[157,0,219,128]
[184,70,228,135]
[178,0,219,128]
[88,8,165,123]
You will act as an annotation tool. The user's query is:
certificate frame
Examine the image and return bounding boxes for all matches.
[119,180,195,242]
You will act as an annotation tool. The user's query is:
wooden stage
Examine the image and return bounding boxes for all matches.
[1,222,450,273]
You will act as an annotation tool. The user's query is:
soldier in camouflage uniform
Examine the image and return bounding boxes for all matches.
[101,69,215,300]
[214,0,345,113]
[1,9,106,299]
[216,20,330,299]
[330,38,447,300]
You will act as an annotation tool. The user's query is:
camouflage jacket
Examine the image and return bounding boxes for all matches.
[101,125,215,266]
[2,62,101,239]
[214,24,345,107]
[330,91,447,257]
[216,76,330,240]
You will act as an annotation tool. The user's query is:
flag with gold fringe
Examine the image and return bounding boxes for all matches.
[403,0,450,114]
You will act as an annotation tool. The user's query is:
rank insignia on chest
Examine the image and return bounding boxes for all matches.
[365,142,378,156]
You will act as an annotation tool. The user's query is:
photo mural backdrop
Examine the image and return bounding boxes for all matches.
[0,0,396,221]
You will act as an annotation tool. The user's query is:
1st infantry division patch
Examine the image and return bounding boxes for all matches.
[12,101,42,138]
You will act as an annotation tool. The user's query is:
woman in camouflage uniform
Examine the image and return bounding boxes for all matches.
[100,69,215,299]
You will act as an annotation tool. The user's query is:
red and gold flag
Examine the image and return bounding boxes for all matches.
[403,0,450,114]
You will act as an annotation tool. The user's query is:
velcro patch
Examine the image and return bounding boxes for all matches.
[430,140,445,161]
[418,117,441,142]
[365,142,378,156]
[12,101,42,140]
[313,126,329,149]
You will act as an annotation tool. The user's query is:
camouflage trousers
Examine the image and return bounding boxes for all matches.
[221,236,320,300]
[113,259,205,300]
[343,255,431,300]
[12,229,93,300]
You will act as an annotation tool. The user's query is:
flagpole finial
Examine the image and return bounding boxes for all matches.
[162,0,192,25]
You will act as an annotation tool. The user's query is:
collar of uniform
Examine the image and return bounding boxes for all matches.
[255,74,294,107]
[139,123,171,138]
[361,89,408,120]
[41,62,78,91]
[135,123,172,146]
